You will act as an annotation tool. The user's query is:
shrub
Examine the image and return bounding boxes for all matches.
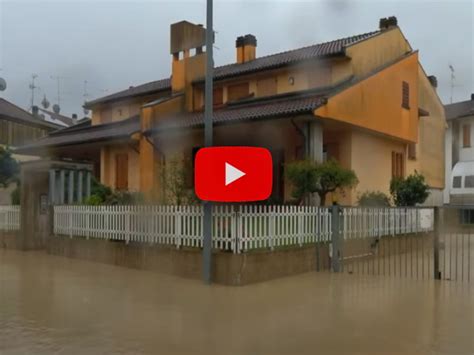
[390,171,430,206]
[358,191,391,207]
[286,159,358,205]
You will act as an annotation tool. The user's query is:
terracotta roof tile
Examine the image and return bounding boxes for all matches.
[15,116,140,153]
[151,90,329,132]
[0,98,62,130]
[85,30,380,107]
[445,99,474,120]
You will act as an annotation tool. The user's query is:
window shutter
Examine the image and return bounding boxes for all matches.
[402,81,410,109]
[463,124,471,148]
[227,82,250,102]
[213,87,223,106]
[408,143,417,160]
[115,153,129,190]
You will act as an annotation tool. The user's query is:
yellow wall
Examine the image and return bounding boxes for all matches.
[405,65,445,189]
[315,53,419,143]
[349,129,406,204]
[91,92,170,126]
[346,27,412,77]
[100,144,140,191]
[139,95,185,197]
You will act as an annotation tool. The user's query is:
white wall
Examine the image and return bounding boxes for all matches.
[457,116,474,162]
[444,122,452,204]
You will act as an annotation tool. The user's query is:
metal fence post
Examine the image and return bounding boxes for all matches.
[331,205,342,272]
[433,206,442,280]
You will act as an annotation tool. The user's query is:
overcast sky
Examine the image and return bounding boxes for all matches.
[0,0,473,117]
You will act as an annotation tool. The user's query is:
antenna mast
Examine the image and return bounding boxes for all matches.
[29,74,38,110]
[449,64,455,104]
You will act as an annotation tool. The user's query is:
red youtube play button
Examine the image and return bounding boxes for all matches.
[195,147,273,202]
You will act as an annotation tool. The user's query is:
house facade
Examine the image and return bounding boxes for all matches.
[0,97,63,203]
[444,95,474,207]
[19,17,446,205]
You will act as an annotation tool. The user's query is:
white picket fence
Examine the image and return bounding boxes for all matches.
[341,207,434,240]
[54,205,332,253]
[0,205,20,231]
[53,205,434,253]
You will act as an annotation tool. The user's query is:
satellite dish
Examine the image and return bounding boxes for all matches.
[52,104,61,114]
[41,95,50,109]
[83,107,90,115]
[0,77,6,91]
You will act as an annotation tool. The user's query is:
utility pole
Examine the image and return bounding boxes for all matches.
[29,74,38,110]
[202,0,214,284]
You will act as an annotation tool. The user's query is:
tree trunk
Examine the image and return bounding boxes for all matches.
[319,192,326,206]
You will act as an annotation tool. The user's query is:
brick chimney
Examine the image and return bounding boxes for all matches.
[428,75,438,89]
[32,105,39,117]
[379,16,398,30]
[236,34,257,64]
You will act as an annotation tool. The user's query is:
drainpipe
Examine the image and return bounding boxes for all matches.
[290,118,309,158]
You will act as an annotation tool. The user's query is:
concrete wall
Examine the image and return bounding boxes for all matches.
[47,237,330,286]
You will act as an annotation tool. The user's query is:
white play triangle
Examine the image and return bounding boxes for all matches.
[225,162,246,186]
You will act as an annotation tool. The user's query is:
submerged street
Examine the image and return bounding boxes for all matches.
[1,249,473,355]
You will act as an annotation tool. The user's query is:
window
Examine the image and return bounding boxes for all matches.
[391,151,404,178]
[465,176,474,188]
[227,82,250,102]
[256,77,277,97]
[115,153,128,190]
[460,209,474,225]
[463,124,471,148]
[408,143,417,160]
[213,87,223,106]
[402,81,410,109]
[453,176,462,188]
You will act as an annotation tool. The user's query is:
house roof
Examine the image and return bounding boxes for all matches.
[84,78,172,108]
[147,87,332,133]
[84,30,381,108]
[0,98,62,130]
[38,108,75,127]
[15,115,140,153]
[445,98,474,120]
[209,30,381,81]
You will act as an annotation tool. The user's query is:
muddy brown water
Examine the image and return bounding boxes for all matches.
[1,249,473,355]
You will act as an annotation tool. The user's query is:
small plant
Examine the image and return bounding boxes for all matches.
[358,191,391,207]
[390,171,430,206]
[286,159,358,205]
[0,147,19,188]
[161,157,197,205]
[84,194,103,206]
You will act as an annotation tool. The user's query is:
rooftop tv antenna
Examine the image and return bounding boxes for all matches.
[50,75,63,107]
[29,74,39,109]
[41,95,50,109]
[448,64,462,104]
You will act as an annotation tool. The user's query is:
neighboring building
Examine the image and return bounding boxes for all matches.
[444,94,474,206]
[0,98,63,203]
[35,106,77,127]
[18,17,446,205]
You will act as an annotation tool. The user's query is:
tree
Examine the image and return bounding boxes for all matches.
[390,171,430,206]
[286,159,358,205]
[0,147,19,188]
[161,157,197,205]
[358,191,391,207]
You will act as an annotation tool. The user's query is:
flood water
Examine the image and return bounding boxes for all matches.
[1,249,473,355]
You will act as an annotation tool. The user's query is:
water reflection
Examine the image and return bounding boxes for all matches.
[1,249,473,355]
